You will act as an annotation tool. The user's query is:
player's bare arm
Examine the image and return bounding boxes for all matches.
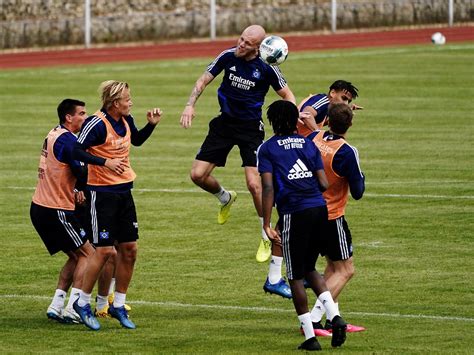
[180,71,215,129]
[261,172,281,244]
[276,86,296,105]
[315,169,329,192]
[147,107,163,126]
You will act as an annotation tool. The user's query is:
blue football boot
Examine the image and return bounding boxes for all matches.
[263,277,292,299]
[108,304,136,329]
[73,300,100,330]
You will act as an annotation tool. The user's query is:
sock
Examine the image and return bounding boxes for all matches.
[108,278,116,296]
[298,312,315,340]
[334,302,340,315]
[268,255,283,284]
[66,287,81,309]
[77,291,91,308]
[259,217,270,241]
[113,291,126,308]
[51,289,67,309]
[96,295,108,310]
[214,187,230,205]
[310,299,326,323]
[318,291,339,321]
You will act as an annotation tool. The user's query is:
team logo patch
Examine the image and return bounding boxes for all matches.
[80,228,86,238]
[100,230,109,239]
[133,222,138,229]
[252,69,261,79]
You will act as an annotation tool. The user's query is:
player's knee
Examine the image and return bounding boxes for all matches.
[190,169,206,185]
[120,243,138,262]
[343,261,355,280]
[246,179,261,196]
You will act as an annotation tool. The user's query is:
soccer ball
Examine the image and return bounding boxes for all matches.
[259,35,289,65]
[431,32,446,45]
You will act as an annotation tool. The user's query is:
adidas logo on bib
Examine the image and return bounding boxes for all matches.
[287,159,313,180]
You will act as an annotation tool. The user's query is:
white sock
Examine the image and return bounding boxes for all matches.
[77,291,91,308]
[310,299,326,323]
[214,187,230,205]
[259,217,270,241]
[113,291,126,308]
[66,287,81,309]
[96,295,108,310]
[318,291,339,321]
[109,278,116,296]
[51,289,67,309]
[268,255,283,284]
[334,302,340,315]
[298,312,315,340]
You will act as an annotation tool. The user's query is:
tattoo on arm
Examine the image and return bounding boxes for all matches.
[186,72,214,106]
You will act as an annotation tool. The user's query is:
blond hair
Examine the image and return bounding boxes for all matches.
[98,80,129,109]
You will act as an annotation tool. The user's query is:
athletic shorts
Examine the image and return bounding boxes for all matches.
[278,205,328,280]
[30,202,87,255]
[88,190,139,247]
[322,216,353,261]
[195,113,265,167]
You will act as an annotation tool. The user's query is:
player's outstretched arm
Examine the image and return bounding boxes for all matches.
[351,103,363,110]
[180,71,215,129]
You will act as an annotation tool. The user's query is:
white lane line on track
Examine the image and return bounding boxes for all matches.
[1,294,473,323]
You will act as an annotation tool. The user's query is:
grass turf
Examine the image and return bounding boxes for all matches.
[0,42,473,353]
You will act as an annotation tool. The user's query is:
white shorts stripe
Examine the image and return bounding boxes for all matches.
[90,191,98,243]
[56,210,82,247]
[281,214,292,279]
[336,217,349,259]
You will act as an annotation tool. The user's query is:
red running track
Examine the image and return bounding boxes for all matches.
[0,26,472,69]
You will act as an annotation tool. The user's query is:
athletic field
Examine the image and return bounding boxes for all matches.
[0,35,473,352]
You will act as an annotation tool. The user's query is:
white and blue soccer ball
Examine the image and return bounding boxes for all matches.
[431,32,446,45]
[259,35,289,65]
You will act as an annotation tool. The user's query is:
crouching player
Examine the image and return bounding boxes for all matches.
[257,100,347,351]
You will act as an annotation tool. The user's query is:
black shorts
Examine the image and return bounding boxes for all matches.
[30,202,87,255]
[322,216,353,261]
[196,113,265,167]
[88,190,139,247]
[278,205,328,280]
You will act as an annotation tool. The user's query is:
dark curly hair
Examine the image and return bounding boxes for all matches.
[329,80,359,100]
[267,100,299,136]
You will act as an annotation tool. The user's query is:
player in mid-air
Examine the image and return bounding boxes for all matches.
[180,25,296,299]
[258,100,347,351]
[307,102,365,335]
[297,80,361,137]
[72,80,163,330]
[30,99,94,324]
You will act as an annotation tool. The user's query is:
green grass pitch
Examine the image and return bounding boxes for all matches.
[0,42,473,353]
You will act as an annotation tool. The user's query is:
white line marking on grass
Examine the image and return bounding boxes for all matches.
[6,186,474,200]
[1,294,473,323]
